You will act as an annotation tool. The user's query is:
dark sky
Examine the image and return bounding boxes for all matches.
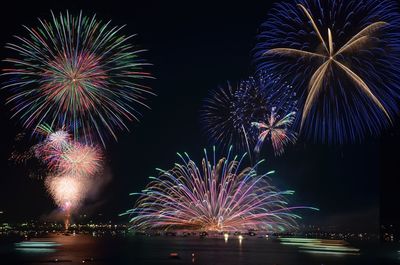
[0,0,398,232]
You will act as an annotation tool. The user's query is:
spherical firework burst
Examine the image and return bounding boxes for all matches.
[3,11,153,146]
[200,81,265,157]
[10,124,103,230]
[33,125,103,177]
[37,126,104,229]
[201,82,242,150]
[123,148,317,232]
[252,107,297,156]
[48,130,71,150]
[35,125,70,156]
[45,174,89,230]
[233,78,271,147]
[254,0,400,143]
[45,175,88,210]
[58,143,102,177]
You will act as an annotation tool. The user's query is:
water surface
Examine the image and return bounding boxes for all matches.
[0,234,398,265]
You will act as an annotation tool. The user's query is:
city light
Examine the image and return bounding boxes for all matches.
[224,233,229,243]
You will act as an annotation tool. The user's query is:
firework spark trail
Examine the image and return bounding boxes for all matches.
[3,11,154,146]
[122,148,318,232]
[254,0,400,142]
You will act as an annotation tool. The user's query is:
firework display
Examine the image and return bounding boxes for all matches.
[201,72,297,157]
[45,174,88,210]
[32,126,103,229]
[254,70,298,114]
[58,143,102,177]
[123,148,317,232]
[2,2,400,259]
[255,0,400,142]
[3,11,153,146]
[200,81,261,155]
[10,1,388,237]
[45,174,89,230]
[252,107,297,156]
[36,127,103,177]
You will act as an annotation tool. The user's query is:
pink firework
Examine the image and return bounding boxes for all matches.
[33,126,103,177]
[123,148,317,232]
[252,108,297,156]
[47,130,71,150]
[58,143,102,177]
[45,175,88,210]
[34,129,72,170]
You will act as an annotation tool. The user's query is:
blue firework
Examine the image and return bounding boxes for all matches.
[201,81,255,154]
[254,0,400,143]
[200,71,297,155]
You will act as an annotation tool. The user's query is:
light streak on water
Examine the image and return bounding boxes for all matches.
[279,238,360,256]
[14,241,61,254]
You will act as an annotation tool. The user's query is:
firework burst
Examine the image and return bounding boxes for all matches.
[45,174,88,210]
[26,125,104,226]
[200,81,266,156]
[252,107,297,156]
[3,11,153,145]
[201,72,297,158]
[45,173,90,230]
[58,143,102,177]
[201,81,241,150]
[123,148,317,232]
[33,125,103,177]
[254,0,400,142]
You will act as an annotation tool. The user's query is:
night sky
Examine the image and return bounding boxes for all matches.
[0,0,398,232]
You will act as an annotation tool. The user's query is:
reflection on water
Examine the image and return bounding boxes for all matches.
[279,237,360,256]
[15,247,56,254]
[0,234,398,265]
[15,241,61,254]
[15,241,61,248]
[223,233,229,243]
